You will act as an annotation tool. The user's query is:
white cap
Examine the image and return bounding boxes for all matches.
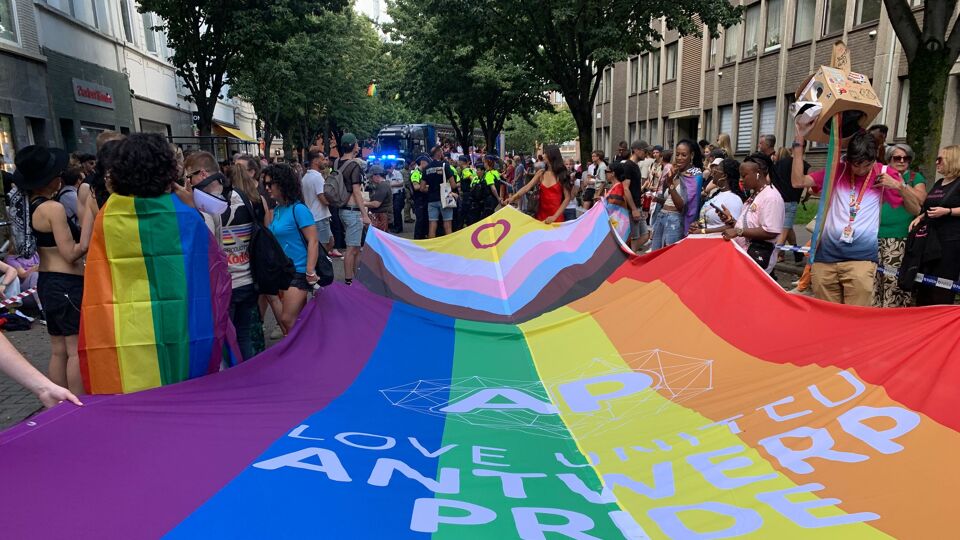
[711,157,724,167]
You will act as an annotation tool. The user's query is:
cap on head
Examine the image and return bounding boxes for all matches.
[341,133,358,147]
[368,164,385,176]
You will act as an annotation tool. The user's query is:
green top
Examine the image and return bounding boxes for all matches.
[483,170,499,186]
[411,169,423,183]
[879,170,924,239]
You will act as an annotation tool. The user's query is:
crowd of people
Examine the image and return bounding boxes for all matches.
[1,111,959,410]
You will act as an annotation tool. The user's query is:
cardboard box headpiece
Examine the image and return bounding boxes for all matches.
[793,66,882,143]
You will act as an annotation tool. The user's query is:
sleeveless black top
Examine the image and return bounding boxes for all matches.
[30,196,81,248]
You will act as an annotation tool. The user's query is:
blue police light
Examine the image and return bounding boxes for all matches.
[367,154,377,161]
[386,154,397,159]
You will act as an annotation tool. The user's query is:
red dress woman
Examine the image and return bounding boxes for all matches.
[536,180,565,223]
[508,144,572,224]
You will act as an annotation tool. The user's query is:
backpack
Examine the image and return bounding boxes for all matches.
[237,192,295,295]
[323,158,364,207]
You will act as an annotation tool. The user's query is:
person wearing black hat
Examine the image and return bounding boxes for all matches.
[14,145,94,396]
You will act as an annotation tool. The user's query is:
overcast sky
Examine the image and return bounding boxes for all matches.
[355,0,390,23]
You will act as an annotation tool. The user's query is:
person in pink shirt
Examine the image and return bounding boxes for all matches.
[720,153,784,273]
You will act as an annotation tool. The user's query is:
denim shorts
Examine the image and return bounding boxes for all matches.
[315,218,332,244]
[427,200,453,222]
[339,208,363,247]
[630,217,648,240]
[783,201,799,229]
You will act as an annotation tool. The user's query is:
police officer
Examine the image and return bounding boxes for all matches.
[470,155,501,223]
[457,155,477,226]
[411,154,430,239]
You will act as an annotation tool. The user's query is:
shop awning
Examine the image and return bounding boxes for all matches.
[213,122,257,142]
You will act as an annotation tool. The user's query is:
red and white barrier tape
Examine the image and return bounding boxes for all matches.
[1,287,36,307]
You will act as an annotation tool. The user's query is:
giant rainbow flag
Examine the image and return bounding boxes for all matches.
[2,206,958,538]
[78,193,239,394]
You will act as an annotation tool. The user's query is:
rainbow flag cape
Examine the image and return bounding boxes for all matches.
[2,207,959,538]
[78,193,239,394]
[808,113,843,263]
[367,83,378,97]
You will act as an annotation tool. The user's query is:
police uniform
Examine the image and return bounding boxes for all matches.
[411,165,429,239]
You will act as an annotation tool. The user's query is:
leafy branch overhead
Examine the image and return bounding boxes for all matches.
[427,0,742,163]
[138,0,350,137]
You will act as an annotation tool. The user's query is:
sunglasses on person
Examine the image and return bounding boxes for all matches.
[185,170,203,180]
[891,155,912,163]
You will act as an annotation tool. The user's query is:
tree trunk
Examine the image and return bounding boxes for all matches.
[905,50,952,183]
[569,103,594,166]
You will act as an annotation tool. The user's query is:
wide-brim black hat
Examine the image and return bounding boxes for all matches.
[13,145,69,191]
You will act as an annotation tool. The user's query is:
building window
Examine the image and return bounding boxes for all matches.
[723,23,741,64]
[639,120,647,141]
[708,32,718,68]
[91,0,110,32]
[664,118,675,150]
[651,49,661,87]
[737,103,754,152]
[824,0,847,36]
[758,98,777,143]
[765,0,783,51]
[650,119,659,145]
[895,78,910,139]
[603,68,613,101]
[794,0,816,43]
[0,115,14,173]
[629,58,639,94]
[640,54,650,91]
[142,12,158,53]
[140,119,171,136]
[742,4,760,58]
[719,105,733,139]
[854,0,881,25]
[119,0,134,43]
[703,109,713,141]
[0,0,19,44]
[665,43,678,81]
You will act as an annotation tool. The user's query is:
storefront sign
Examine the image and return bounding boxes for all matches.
[72,78,115,110]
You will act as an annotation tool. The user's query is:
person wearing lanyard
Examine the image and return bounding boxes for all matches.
[791,128,905,306]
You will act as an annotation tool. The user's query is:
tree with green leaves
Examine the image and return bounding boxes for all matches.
[436,0,741,164]
[504,108,578,155]
[386,0,549,152]
[230,8,411,159]
[884,1,960,179]
[138,0,346,137]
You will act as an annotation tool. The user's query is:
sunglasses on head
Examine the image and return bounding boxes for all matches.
[891,155,912,163]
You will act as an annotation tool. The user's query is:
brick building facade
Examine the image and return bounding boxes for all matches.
[593,1,954,167]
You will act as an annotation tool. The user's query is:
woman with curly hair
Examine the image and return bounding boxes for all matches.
[264,163,319,334]
[13,145,94,396]
[79,133,239,394]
